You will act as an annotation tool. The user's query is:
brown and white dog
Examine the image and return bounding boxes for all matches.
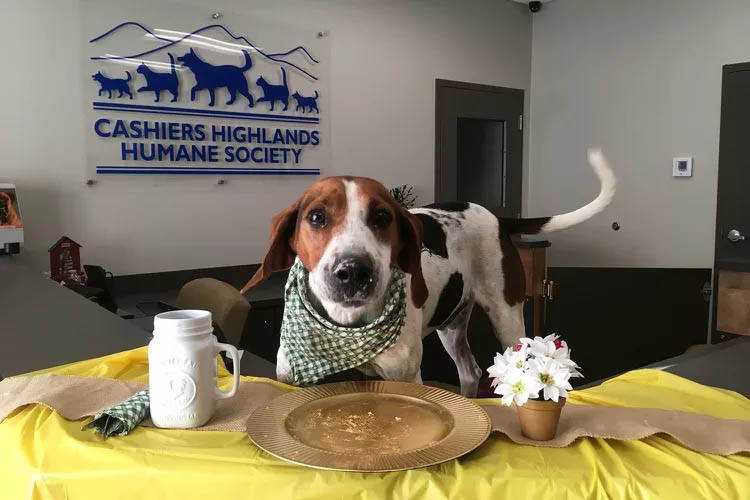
[242,149,615,396]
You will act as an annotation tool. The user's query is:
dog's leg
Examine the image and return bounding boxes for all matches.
[98,88,103,96]
[107,89,112,98]
[437,302,482,397]
[269,99,275,112]
[190,85,198,101]
[276,346,294,385]
[282,98,288,111]
[476,297,526,350]
[170,88,178,102]
[241,89,254,108]
[118,90,123,98]
[208,88,216,106]
[154,90,160,103]
[368,312,424,385]
[226,88,237,105]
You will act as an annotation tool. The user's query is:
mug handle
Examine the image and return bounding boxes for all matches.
[214,341,241,399]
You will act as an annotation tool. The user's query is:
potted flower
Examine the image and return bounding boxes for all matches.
[487,334,582,441]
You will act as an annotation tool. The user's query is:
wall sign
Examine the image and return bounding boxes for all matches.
[83,2,328,176]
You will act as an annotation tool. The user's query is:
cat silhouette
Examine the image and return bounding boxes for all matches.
[137,53,179,103]
[256,67,289,112]
[177,48,254,107]
[291,90,319,114]
[92,71,133,99]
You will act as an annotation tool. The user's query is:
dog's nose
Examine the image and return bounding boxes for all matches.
[332,257,374,297]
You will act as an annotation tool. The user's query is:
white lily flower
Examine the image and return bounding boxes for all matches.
[494,367,544,406]
[521,333,560,358]
[548,340,584,378]
[528,357,573,402]
[487,345,529,386]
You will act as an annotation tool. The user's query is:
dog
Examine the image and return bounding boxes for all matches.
[256,67,289,111]
[92,71,133,99]
[177,48,254,107]
[291,90,319,113]
[137,53,179,103]
[0,191,21,227]
[242,150,615,397]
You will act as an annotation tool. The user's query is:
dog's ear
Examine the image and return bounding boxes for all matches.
[393,203,428,308]
[241,200,300,295]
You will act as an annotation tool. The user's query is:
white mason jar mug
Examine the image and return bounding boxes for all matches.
[148,310,241,428]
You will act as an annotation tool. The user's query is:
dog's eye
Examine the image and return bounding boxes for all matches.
[307,209,327,228]
[371,208,392,229]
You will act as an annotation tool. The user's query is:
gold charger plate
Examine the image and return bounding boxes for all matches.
[247,381,491,472]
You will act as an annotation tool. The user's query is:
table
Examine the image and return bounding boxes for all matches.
[0,255,150,377]
[649,336,750,397]
[0,255,277,380]
[1,347,748,500]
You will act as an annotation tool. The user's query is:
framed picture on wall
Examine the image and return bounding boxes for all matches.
[0,183,24,247]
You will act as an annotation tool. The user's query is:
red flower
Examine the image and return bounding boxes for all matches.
[554,339,563,349]
[514,343,523,352]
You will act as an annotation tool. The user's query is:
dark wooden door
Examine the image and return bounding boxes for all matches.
[546,268,711,386]
[713,63,750,341]
[435,80,523,217]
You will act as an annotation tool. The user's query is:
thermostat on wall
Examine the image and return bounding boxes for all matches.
[673,157,693,177]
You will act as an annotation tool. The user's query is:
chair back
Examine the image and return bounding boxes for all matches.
[176,278,250,346]
[83,264,117,313]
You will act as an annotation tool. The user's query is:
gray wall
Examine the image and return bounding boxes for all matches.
[0,0,531,274]
[528,0,750,268]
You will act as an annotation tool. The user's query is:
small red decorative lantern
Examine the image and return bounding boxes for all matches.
[49,236,84,283]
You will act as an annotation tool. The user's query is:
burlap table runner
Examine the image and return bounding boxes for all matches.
[1,374,748,455]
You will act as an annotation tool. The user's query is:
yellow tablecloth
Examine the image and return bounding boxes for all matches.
[1,347,749,500]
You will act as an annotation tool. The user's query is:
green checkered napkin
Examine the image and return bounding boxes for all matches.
[281,258,407,386]
[83,390,150,438]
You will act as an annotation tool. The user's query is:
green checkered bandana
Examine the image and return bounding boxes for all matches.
[281,258,407,386]
[83,390,150,438]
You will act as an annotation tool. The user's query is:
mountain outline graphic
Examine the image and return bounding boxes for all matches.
[90,21,320,81]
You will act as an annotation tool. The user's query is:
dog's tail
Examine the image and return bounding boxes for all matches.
[241,50,253,71]
[503,148,616,235]
[281,66,288,89]
[313,90,319,99]
[168,53,176,76]
[124,71,131,81]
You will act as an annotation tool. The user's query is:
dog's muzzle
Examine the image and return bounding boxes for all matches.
[328,255,376,305]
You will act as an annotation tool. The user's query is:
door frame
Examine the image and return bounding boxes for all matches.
[434,79,524,210]
[711,61,750,342]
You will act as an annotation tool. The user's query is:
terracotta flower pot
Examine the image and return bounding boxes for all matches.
[515,397,566,441]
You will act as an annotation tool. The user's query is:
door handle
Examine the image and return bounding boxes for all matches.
[727,229,745,242]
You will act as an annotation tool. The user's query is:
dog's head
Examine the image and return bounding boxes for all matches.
[242,177,427,324]
[136,64,148,74]
[177,49,201,68]
[292,92,301,99]
[0,192,13,225]
[256,76,268,86]
[0,192,9,210]
[91,71,104,81]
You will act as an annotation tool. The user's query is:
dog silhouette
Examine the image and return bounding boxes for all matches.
[92,71,133,99]
[291,90,319,114]
[137,53,179,103]
[177,48,254,107]
[256,67,289,112]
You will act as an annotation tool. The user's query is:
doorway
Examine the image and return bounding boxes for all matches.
[434,79,523,217]
[713,62,750,342]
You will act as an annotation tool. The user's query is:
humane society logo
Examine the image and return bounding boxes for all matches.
[89,22,323,175]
